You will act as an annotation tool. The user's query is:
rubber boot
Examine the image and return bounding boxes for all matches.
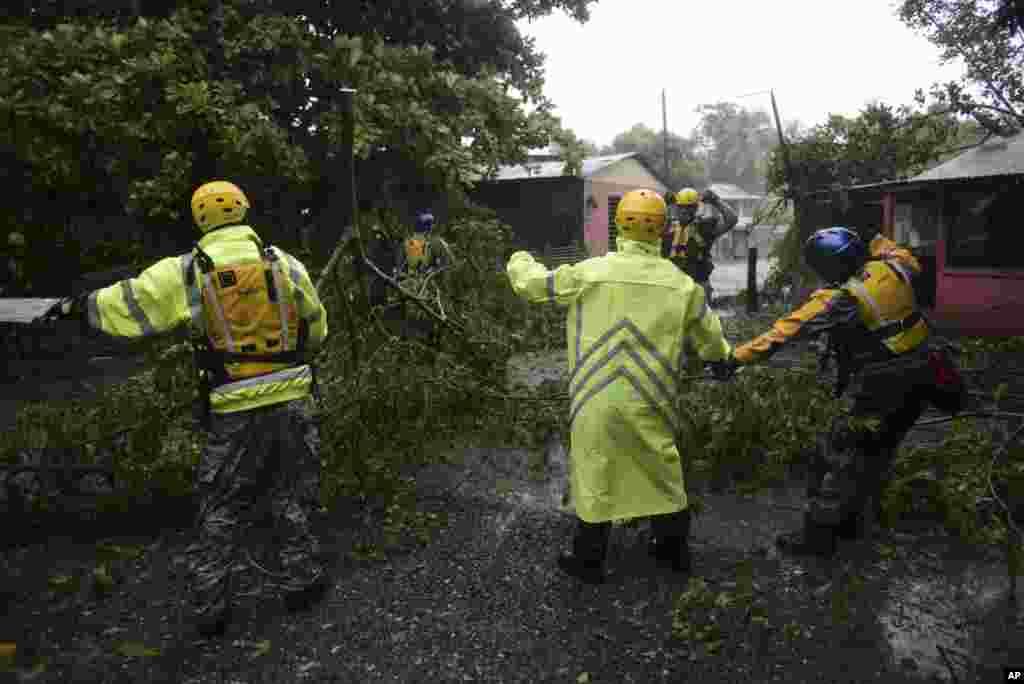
[776,512,838,557]
[284,573,334,613]
[648,509,693,573]
[557,519,610,584]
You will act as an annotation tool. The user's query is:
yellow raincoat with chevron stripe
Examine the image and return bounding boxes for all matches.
[507,239,732,523]
[85,226,327,414]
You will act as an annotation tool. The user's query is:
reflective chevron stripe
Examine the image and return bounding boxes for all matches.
[569,315,681,435]
[569,317,676,390]
[575,299,583,364]
[569,366,679,435]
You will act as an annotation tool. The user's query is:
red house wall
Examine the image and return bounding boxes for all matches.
[881,189,1024,337]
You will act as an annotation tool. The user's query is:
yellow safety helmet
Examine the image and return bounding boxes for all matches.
[675,188,700,207]
[7,232,26,248]
[615,189,667,242]
[191,181,250,232]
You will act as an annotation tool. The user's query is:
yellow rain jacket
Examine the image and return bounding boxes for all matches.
[507,239,732,523]
[733,235,927,366]
[85,226,327,414]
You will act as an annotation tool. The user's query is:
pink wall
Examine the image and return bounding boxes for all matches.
[931,236,1024,336]
[584,204,607,256]
[880,189,1024,337]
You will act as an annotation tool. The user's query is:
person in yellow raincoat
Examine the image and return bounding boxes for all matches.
[51,181,331,637]
[507,189,733,584]
[721,226,966,556]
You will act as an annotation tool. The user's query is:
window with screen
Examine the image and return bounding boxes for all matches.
[945,182,1022,270]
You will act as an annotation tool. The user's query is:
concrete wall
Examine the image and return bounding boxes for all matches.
[586,159,668,255]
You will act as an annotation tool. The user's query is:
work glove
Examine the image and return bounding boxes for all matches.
[700,189,719,204]
[707,354,739,381]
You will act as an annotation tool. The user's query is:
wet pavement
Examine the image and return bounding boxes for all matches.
[497,350,1024,681]
[3,325,1022,682]
[709,257,775,298]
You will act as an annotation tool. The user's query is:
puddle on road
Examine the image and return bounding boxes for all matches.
[879,563,1022,680]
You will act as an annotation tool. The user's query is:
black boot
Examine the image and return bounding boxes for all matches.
[776,513,838,557]
[648,509,693,574]
[192,602,233,639]
[557,520,610,585]
[284,574,333,613]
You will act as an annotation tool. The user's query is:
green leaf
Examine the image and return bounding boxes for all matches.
[115,642,162,658]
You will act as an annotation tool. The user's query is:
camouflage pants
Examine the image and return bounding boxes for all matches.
[181,397,324,619]
[807,362,933,529]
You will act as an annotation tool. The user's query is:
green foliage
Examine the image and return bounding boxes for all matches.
[0,0,594,270]
[883,409,1024,551]
[671,567,771,661]
[898,0,1024,137]
[602,123,707,190]
[765,101,960,198]
[676,350,843,494]
[694,102,774,192]
[763,217,819,296]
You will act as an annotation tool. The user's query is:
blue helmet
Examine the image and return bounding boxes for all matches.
[415,211,435,233]
[803,227,867,285]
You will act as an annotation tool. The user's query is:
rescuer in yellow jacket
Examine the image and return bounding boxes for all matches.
[507,188,732,584]
[720,226,965,556]
[53,181,331,637]
[663,187,738,304]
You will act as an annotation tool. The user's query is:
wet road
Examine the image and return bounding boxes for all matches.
[709,257,776,298]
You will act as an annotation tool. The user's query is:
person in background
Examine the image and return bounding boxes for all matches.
[396,210,455,347]
[663,187,738,305]
[51,180,332,637]
[507,188,733,583]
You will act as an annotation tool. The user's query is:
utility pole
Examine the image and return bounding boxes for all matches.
[662,89,670,183]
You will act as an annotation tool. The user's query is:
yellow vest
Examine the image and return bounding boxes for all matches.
[842,259,928,355]
[403,232,431,271]
[192,240,302,383]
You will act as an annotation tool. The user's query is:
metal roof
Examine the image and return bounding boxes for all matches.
[486,153,640,181]
[911,130,1024,182]
[0,298,61,325]
[707,183,763,200]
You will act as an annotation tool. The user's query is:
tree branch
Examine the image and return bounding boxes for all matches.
[919,5,1023,122]
[934,130,995,156]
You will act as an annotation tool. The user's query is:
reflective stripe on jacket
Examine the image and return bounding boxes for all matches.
[733,234,927,365]
[507,239,732,523]
[86,226,327,414]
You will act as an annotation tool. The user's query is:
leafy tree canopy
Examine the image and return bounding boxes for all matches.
[0,0,596,264]
[764,101,961,199]
[898,0,1024,137]
[602,123,706,191]
[693,102,775,193]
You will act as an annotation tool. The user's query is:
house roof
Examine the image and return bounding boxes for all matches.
[911,130,1024,182]
[707,183,763,200]
[485,152,660,182]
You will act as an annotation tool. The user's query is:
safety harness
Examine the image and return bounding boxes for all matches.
[186,241,321,427]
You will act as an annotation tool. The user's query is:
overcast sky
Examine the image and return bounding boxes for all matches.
[516,0,967,148]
